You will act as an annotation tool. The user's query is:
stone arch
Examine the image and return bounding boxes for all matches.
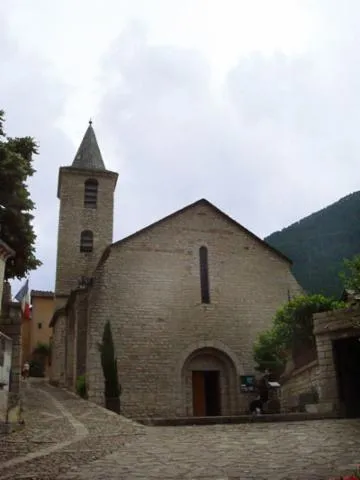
[177,341,242,417]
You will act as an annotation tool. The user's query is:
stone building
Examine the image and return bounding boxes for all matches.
[50,122,302,418]
[21,290,54,376]
[281,301,360,418]
[0,241,22,429]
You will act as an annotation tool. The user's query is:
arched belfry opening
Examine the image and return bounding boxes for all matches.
[181,347,238,417]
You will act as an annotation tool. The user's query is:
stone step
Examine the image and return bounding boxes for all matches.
[136,411,342,426]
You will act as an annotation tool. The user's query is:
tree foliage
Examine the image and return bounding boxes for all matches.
[265,191,360,298]
[99,321,121,410]
[32,342,51,356]
[253,294,345,373]
[340,254,360,293]
[0,110,41,279]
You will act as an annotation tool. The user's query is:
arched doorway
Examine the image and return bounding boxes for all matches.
[181,347,238,416]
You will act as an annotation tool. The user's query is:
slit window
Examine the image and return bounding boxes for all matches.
[80,230,93,253]
[199,246,210,304]
[84,179,98,208]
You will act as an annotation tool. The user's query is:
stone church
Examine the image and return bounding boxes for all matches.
[50,122,302,419]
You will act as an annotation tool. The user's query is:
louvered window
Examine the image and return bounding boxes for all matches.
[84,179,98,208]
[80,230,93,253]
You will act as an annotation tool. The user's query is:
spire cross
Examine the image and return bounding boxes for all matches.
[89,118,93,126]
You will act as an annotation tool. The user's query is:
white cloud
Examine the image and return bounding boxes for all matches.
[3,0,360,293]
[0,13,72,293]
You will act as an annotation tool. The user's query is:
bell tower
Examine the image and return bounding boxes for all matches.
[55,121,118,302]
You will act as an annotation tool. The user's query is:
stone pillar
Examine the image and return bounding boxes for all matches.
[315,335,338,411]
[49,311,67,385]
[0,302,22,421]
[65,310,75,388]
[75,291,88,380]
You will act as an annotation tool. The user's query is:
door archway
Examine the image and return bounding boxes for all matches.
[181,346,238,416]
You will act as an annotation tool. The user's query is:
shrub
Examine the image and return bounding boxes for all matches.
[76,375,87,399]
[98,321,121,413]
[32,342,50,356]
[254,294,345,373]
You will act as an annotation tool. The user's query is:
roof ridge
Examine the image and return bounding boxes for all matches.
[106,198,291,264]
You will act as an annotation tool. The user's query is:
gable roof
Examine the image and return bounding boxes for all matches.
[71,122,106,171]
[109,199,292,264]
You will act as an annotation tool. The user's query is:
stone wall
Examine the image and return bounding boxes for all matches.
[0,301,22,423]
[86,201,303,418]
[0,332,12,424]
[281,360,320,412]
[313,308,360,413]
[55,167,117,297]
[75,291,88,380]
[280,308,360,415]
[50,312,66,385]
[62,289,89,391]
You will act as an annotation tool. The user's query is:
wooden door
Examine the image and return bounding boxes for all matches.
[192,371,206,416]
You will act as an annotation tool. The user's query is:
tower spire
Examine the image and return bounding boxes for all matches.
[72,121,105,170]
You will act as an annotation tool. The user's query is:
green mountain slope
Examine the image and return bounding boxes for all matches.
[265,191,360,298]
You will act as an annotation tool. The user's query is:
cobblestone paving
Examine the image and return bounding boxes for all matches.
[1,381,360,480]
[60,420,360,480]
[0,381,144,479]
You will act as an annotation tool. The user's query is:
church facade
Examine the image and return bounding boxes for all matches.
[50,123,302,418]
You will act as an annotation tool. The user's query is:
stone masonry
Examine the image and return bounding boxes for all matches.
[55,166,117,297]
[280,306,360,415]
[84,200,302,418]
[0,288,22,420]
[51,123,117,387]
[313,307,360,413]
[50,123,303,419]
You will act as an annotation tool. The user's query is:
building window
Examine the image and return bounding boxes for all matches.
[38,323,42,329]
[84,179,98,208]
[80,230,93,253]
[199,246,210,304]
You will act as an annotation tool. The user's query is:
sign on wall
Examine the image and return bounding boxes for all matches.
[240,375,256,392]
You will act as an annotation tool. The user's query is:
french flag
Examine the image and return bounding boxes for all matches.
[15,279,31,320]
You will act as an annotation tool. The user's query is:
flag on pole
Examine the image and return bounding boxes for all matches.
[15,279,31,320]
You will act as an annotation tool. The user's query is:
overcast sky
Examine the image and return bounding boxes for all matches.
[2,0,360,293]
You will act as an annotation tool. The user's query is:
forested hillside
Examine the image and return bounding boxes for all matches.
[265,191,360,298]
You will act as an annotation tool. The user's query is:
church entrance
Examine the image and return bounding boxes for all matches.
[192,370,221,416]
[181,346,238,416]
[333,336,360,418]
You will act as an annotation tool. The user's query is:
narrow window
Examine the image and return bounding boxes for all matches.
[84,179,98,208]
[38,322,42,329]
[199,246,210,304]
[80,230,93,253]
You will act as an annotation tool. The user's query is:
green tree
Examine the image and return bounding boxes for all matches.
[340,254,360,293]
[0,110,41,279]
[99,321,121,413]
[254,294,344,373]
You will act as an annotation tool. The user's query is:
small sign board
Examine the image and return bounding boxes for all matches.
[268,381,281,388]
[240,375,255,393]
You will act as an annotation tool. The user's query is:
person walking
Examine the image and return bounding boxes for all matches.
[22,361,30,380]
[258,369,270,412]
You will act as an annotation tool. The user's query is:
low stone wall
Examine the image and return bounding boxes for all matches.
[281,360,320,412]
